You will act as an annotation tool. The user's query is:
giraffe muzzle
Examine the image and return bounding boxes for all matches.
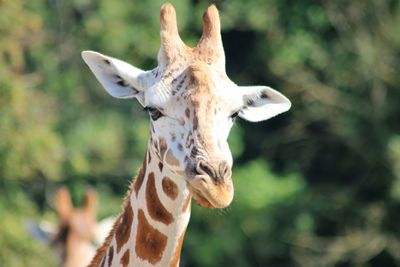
[186,160,234,208]
[195,160,231,184]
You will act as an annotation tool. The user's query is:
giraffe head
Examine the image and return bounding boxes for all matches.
[53,188,98,266]
[82,3,291,209]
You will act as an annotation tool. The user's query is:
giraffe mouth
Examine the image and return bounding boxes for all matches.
[187,183,214,208]
[186,176,234,209]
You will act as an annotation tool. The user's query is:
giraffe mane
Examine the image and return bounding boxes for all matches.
[88,158,147,267]
[88,217,117,267]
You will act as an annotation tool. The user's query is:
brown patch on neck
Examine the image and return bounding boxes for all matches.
[146,172,174,225]
[162,177,179,200]
[108,246,114,266]
[135,209,168,264]
[169,228,187,267]
[120,249,130,267]
[115,201,134,253]
[134,156,147,196]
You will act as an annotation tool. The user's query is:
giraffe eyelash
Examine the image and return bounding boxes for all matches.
[144,106,164,121]
[230,111,239,121]
[230,111,239,119]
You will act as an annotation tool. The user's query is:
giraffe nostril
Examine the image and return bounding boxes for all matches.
[219,161,230,178]
[195,160,216,178]
[194,160,230,183]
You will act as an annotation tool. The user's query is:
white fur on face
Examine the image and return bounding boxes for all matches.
[144,67,242,178]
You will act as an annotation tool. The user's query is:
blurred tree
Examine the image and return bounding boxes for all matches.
[0,0,64,182]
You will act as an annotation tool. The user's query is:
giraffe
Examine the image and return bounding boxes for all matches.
[53,188,98,267]
[27,188,113,267]
[81,3,291,267]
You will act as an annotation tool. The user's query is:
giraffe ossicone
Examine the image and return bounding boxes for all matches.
[82,3,291,267]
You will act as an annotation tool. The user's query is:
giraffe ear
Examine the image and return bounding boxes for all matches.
[83,189,97,221]
[238,86,291,122]
[81,51,148,104]
[55,188,73,222]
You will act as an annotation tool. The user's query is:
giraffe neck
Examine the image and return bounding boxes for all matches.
[90,147,192,267]
[64,234,95,267]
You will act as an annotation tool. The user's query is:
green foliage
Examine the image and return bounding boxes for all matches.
[0,188,57,267]
[234,160,304,209]
[184,163,304,267]
[0,0,64,181]
[388,135,400,202]
[1,0,400,266]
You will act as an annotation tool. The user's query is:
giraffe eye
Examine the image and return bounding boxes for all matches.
[230,111,239,120]
[144,106,164,121]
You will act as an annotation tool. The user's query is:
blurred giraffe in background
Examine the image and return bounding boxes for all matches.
[53,188,98,267]
[27,188,113,267]
[82,2,290,267]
